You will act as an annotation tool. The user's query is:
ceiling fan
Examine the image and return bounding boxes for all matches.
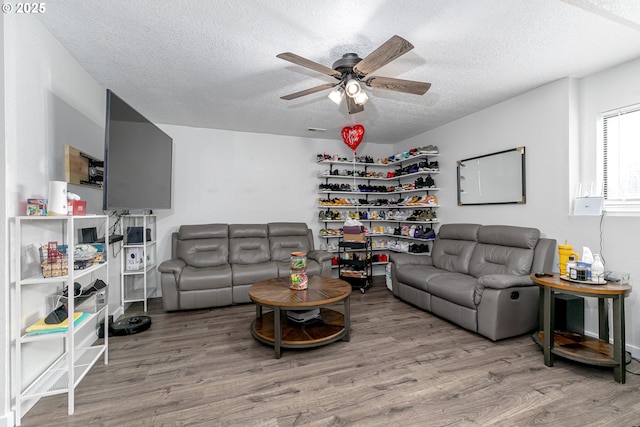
[276,35,431,114]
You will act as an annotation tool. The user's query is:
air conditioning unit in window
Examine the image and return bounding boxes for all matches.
[573,197,604,216]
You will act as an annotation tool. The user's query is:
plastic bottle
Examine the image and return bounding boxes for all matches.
[592,254,605,284]
[567,255,577,280]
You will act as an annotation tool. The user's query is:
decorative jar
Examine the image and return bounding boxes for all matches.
[290,252,308,290]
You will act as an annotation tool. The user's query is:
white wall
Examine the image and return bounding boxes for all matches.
[154,124,393,265]
[3,15,107,424]
[397,67,640,357]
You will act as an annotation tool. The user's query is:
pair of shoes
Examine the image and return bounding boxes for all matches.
[373,253,388,262]
[412,226,435,239]
[418,145,439,154]
[409,243,430,253]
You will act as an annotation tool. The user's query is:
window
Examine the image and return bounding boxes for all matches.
[602,105,640,210]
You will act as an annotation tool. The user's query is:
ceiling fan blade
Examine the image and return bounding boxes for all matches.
[280,83,338,100]
[276,52,342,78]
[353,35,414,76]
[346,95,364,114]
[365,76,431,95]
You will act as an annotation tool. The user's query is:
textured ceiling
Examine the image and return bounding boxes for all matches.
[36,0,640,144]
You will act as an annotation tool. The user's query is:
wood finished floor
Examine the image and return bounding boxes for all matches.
[21,278,640,427]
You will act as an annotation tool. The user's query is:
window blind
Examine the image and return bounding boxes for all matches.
[602,105,640,203]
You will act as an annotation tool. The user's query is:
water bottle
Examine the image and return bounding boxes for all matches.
[592,254,605,284]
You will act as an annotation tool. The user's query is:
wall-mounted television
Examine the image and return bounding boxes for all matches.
[103,89,173,210]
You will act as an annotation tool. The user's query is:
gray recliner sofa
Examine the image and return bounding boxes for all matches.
[390,223,556,340]
[159,222,333,311]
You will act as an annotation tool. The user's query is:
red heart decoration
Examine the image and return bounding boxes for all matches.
[341,125,365,153]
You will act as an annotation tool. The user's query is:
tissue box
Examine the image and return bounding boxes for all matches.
[67,200,87,216]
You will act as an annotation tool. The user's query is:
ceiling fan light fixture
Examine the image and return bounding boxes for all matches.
[354,90,368,105]
[328,85,344,105]
[345,78,361,98]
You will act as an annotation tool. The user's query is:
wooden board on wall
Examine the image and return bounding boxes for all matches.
[64,145,104,188]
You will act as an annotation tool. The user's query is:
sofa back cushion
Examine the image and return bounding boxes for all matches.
[229,224,271,265]
[468,225,540,278]
[431,224,481,274]
[268,222,312,261]
[176,224,229,268]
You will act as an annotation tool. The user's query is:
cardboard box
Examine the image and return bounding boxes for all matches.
[125,247,150,271]
[26,199,47,216]
[343,233,365,242]
[67,200,87,216]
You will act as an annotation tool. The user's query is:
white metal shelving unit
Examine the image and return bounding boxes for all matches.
[317,153,442,260]
[120,214,157,311]
[14,215,109,425]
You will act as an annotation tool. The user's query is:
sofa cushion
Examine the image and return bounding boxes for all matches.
[178,223,228,240]
[229,224,271,264]
[178,265,232,291]
[232,262,279,285]
[468,245,535,278]
[468,226,539,278]
[268,222,312,262]
[396,265,446,292]
[177,238,229,268]
[229,224,268,239]
[438,223,481,241]
[426,273,478,309]
[477,225,539,249]
[431,224,480,274]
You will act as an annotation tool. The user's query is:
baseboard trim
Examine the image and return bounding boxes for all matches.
[1,411,15,427]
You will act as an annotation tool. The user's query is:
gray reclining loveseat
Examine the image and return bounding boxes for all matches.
[390,223,556,340]
[158,222,333,311]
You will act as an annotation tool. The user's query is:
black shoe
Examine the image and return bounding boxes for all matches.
[44,305,68,324]
[425,175,435,187]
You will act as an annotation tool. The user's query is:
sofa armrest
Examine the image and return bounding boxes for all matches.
[478,274,533,289]
[308,250,333,277]
[307,249,333,263]
[389,252,433,267]
[158,259,186,276]
[474,274,533,305]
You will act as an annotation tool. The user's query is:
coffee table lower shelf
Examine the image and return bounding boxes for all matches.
[251,308,347,348]
[532,331,631,367]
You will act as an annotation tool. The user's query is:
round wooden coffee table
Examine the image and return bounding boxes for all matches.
[248,276,351,358]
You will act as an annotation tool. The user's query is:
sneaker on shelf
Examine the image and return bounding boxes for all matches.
[418,145,439,154]
[423,228,436,239]
[425,174,436,188]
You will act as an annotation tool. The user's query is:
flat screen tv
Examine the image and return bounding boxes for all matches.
[103,89,173,210]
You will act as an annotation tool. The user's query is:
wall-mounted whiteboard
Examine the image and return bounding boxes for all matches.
[457,147,526,205]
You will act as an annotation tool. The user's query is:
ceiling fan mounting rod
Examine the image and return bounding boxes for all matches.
[332,53,365,79]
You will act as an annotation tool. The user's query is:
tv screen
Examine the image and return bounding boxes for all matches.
[103,89,173,210]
